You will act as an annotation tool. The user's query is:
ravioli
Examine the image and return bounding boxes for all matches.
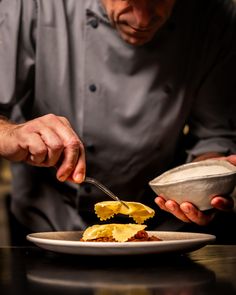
[82,223,147,242]
[94,201,155,224]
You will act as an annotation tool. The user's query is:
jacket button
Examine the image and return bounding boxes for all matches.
[163,84,172,94]
[90,18,99,28]
[86,144,95,153]
[89,84,97,92]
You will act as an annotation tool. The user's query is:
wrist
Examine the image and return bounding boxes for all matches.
[192,152,225,162]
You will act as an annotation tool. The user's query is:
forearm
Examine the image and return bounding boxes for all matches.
[0,116,17,158]
[192,152,225,162]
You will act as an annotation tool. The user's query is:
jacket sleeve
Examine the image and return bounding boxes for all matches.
[187,3,236,159]
[0,0,36,118]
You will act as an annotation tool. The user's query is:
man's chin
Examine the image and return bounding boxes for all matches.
[121,35,152,46]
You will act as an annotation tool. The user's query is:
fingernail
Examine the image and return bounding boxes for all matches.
[58,175,66,182]
[182,205,190,214]
[73,173,84,183]
[166,203,176,212]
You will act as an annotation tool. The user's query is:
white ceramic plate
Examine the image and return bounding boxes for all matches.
[27,231,215,255]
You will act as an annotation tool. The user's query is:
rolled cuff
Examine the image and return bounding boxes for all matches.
[186,138,236,162]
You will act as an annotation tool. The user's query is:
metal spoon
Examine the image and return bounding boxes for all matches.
[84,177,129,209]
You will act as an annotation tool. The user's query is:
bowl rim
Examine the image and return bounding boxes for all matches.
[149,159,236,186]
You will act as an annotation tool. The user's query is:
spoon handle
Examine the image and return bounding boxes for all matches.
[84,177,129,209]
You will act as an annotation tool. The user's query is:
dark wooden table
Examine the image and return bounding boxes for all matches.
[0,244,236,295]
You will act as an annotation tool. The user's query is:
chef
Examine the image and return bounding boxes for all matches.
[0,0,236,243]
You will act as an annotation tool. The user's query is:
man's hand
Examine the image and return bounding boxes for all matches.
[154,195,234,225]
[0,114,86,183]
[154,155,236,225]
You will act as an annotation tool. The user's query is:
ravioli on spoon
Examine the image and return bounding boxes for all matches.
[95,201,155,224]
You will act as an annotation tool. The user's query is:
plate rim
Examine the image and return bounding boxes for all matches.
[27,230,216,248]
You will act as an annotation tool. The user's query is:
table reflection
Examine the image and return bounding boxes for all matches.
[2,246,236,295]
[25,250,216,295]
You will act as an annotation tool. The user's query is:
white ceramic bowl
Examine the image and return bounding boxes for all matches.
[149,159,236,210]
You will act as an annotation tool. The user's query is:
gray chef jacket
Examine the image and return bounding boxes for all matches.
[0,0,236,233]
